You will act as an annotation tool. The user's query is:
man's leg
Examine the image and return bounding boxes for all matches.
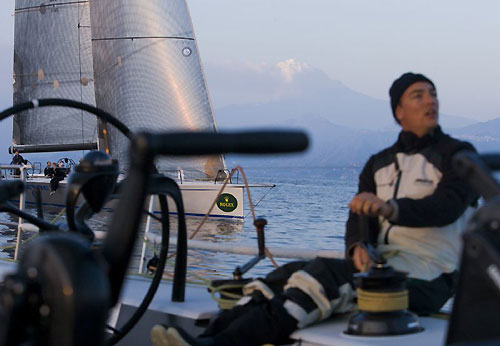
[407,271,457,315]
[50,178,56,192]
[201,260,310,338]
[206,258,357,346]
[53,177,63,191]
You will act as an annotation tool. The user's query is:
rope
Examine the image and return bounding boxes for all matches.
[244,184,275,219]
[265,248,279,269]
[141,237,212,285]
[356,288,408,312]
[51,207,66,223]
[207,283,246,310]
[140,165,281,311]
[0,258,16,263]
[189,166,248,240]
[0,207,66,251]
[0,232,38,250]
[166,166,279,265]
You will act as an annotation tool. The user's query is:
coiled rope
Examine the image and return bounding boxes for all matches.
[356,288,409,312]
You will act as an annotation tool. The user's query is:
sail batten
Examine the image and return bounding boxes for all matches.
[88,0,226,178]
[13,0,97,150]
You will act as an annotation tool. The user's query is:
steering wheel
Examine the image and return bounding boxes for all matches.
[0,99,175,345]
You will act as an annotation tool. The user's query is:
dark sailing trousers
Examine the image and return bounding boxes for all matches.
[201,258,355,346]
[50,176,64,192]
[200,257,456,346]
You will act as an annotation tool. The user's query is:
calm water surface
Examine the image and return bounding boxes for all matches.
[0,167,360,281]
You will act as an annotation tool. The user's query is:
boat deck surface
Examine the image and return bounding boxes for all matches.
[291,314,446,345]
[0,262,448,345]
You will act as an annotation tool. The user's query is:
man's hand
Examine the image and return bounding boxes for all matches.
[352,244,372,272]
[348,192,393,218]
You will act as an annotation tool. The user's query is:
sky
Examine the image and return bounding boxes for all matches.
[186,0,500,121]
[0,0,499,161]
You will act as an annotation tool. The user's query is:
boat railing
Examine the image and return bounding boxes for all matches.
[158,169,237,185]
[0,164,33,260]
[0,163,32,180]
[26,161,42,175]
[215,168,235,184]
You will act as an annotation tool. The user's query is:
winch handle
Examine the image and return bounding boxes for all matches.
[359,215,386,265]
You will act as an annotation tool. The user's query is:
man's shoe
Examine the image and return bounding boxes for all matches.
[49,190,55,195]
[165,326,199,346]
[151,325,169,346]
[151,325,197,346]
[151,325,216,346]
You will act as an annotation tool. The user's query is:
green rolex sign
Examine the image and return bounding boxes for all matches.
[217,193,238,212]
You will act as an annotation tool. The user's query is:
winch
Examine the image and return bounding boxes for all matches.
[345,262,423,336]
[345,216,423,336]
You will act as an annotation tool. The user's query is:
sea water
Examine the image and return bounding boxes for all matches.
[0,167,360,281]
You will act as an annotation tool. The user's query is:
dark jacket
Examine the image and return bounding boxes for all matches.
[53,168,66,179]
[10,154,26,165]
[345,126,478,280]
[44,167,54,176]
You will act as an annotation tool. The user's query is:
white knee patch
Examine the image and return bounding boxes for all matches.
[235,295,253,306]
[283,300,320,328]
[242,280,275,300]
[331,283,356,313]
[284,270,332,320]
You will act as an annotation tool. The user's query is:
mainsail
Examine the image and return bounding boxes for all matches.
[88,0,226,178]
[12,0,97,153]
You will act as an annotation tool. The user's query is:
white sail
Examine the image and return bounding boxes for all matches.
[88,0,226,178]
[12,0,98,153]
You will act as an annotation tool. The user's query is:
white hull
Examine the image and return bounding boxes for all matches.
[12,177,247,219]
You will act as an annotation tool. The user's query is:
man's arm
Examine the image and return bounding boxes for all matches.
[391,144,478,227]
[344,156,380,259]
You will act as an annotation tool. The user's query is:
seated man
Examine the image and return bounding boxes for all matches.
[44,161,53,177]
[49,162,66,195]
[152,73,478,346]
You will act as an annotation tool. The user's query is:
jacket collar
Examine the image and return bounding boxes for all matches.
[396,126,442,153]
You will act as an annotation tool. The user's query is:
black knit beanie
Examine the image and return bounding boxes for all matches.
[389,72,435,121]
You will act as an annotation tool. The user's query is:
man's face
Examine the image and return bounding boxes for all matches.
[395,81,439,137]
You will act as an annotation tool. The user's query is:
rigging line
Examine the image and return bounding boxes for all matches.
[15,1,89,12]
[92,36,195,42]
[78,1,86,23]
[77,5,85,146]
[244,185,275,219]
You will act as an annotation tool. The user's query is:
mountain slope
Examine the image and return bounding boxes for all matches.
[207,59,477,131]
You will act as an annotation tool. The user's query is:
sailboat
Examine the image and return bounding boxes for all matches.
[7,0,265,219]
